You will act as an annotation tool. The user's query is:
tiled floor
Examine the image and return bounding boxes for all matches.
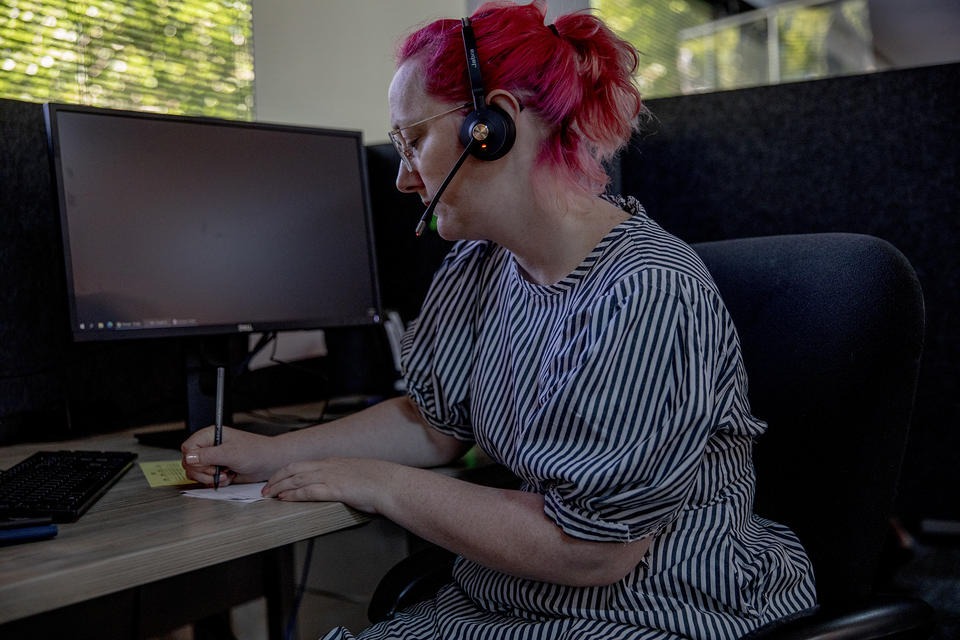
[289,518,409,639]
[225,518,408,640]
[148,518,407,640]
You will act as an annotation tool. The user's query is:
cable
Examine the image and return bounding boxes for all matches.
[284,537,316,640]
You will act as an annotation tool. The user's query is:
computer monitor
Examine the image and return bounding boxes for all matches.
[44,103,382,439]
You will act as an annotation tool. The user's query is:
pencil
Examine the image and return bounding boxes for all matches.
[214,366,225,490]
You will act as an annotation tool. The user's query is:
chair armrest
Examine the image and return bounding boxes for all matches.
[745,594,935,639]
[367,545,457,624]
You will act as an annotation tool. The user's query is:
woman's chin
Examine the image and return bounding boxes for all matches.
[434,215,461,241]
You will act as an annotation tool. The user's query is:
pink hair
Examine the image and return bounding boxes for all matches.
[396,1,645,197]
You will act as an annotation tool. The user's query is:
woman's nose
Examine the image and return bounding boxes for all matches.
[396,161,424,194]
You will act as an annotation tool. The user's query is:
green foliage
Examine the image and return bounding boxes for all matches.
[778,0,871,81]
[591,0,714,98]
[0,0,253,119]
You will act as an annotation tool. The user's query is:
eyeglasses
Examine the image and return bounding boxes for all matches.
[389,102,471,171]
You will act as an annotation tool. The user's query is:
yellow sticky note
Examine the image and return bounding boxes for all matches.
[140,460,196,487]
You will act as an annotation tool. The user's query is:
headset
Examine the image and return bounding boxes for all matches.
[459,17,516,161]
[414,16,517,236]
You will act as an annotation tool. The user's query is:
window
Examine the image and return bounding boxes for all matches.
[592,0,959,98]
[0,0,254,119]
[678,0,873,94]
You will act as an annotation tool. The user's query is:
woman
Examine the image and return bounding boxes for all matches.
[182,2,816,638]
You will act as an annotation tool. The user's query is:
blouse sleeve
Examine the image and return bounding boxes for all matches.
[532,268,750,543]
[399,240,496,443]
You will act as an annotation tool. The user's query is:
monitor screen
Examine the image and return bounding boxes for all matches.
[44,103,382,342]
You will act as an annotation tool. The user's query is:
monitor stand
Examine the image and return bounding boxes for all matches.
[135,335,244,449]
[135,428,190,450]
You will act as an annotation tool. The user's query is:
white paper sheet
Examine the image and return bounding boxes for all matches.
[181,482,268,503]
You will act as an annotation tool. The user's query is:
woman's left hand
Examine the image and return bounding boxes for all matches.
[262,457,398,514]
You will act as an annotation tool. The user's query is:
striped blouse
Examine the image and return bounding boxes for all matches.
[326,197,815,640]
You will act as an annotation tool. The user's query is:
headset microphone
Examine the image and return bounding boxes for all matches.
[414,138,477,236]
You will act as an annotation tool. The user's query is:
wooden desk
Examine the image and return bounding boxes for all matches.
[0,423,368,639]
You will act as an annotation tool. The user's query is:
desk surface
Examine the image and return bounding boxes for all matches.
[0,421,368,625]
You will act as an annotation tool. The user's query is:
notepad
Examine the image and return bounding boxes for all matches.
[140,460,196,487]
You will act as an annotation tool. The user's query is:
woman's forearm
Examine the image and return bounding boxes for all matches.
[373,463,651,587]
[272,396,469,468]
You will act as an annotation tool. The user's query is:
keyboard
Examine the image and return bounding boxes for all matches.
[0,450,137,523]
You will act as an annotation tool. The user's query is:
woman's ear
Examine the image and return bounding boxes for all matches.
[486,90,523,121]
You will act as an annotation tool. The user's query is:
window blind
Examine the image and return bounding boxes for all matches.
[0,0,254,119]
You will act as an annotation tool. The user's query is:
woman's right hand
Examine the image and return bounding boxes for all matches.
[180,426,276,486]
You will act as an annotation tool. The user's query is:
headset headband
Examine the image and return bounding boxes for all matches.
[460,18,486,113]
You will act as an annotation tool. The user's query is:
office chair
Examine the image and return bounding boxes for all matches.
[368,233,935,639]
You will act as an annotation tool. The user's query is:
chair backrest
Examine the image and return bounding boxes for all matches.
[692,233,925,605]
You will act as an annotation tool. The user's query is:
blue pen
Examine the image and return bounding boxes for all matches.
[0,523,58,546]
[214,366,225,490]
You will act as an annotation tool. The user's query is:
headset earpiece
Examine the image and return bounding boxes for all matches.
[460,17,516,162]
[459,103,516,161]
